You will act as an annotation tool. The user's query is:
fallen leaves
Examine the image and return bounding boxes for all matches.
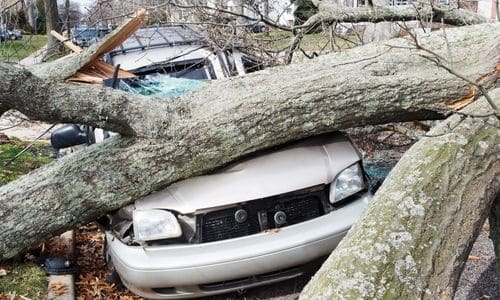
[75,225,143,300]
[49,282,68,296]
[0,269,6,277]
[0,292,32,300]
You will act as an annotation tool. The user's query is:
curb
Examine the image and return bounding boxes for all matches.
[47,230,75,300]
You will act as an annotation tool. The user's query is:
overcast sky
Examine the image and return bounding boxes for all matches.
[78,0,95,10]
[58,0,95,11]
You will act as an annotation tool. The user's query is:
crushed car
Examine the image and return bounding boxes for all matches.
[104,132,372,299]
[50,23,373,299]
[103,24,263,77]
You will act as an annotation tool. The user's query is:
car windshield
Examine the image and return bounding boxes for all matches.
[107,73,205,98]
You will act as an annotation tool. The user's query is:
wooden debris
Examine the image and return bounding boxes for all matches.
[468,255,481,261]
[66,60,135,84]
[65,8,148,84]
[50,30,83,54]
[88,8,148,62]
[445,85,478,110]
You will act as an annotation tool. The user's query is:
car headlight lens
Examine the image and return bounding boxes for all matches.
[330,163,365,203]
[133,209,182,242]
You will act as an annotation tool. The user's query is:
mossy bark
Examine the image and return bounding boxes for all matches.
[0,24,498,260]
[303,2,488,28]
[301,91,500,299]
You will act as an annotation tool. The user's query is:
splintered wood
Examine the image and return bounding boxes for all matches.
[65,8,148,84]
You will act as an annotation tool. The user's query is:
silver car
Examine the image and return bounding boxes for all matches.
[104,132,372,299]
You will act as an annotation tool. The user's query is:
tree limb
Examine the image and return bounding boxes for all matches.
[301,89,500,299]
[302,3,487,29]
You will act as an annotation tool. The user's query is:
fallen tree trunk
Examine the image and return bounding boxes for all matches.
[0,23,498,259]
[300,90,500,298]
[302,3,488,28]
[295,0,487,30]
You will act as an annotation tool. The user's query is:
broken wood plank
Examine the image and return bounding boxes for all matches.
[29,8,148,82]
[50,30,83,54]
[88,8,148,63]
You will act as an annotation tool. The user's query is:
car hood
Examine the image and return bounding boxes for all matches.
[135,133,361,214]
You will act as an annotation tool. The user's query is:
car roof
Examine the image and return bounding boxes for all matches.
[108,24,206,56]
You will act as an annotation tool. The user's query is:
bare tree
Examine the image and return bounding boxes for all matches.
[23,0,37,33]
[59,0,81,33]
[44,0,60,56]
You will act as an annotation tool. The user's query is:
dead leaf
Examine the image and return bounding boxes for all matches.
[49,282,68,296]
[264,228,281,233]
[0,268,6,276]
[468,255,481,261]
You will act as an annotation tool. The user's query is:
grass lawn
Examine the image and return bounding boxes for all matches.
[0,261,47,299]
[0,136,53,299]
[0,137,53,184]
[0,35,47,62]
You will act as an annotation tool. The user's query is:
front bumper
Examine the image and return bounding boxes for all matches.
[107,192,371,299]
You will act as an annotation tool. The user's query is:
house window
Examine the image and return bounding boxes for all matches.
[392,0,410,5]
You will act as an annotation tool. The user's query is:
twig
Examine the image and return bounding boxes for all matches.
[2,124,56,168]
[0,121,24,131]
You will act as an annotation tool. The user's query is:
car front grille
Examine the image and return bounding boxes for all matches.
[199,206,261,243]
[196,185,329,243]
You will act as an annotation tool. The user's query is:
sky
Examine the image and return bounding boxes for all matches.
[58,0,95,11]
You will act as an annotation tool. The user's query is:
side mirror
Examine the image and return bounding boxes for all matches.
[50,124,89,149]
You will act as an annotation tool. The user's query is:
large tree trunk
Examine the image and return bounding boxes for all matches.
[23,0,38,34]
[0,23,498,260]
[301,90,500,298]
[296,0,487,30]
[489,193,500,273]
[44,0,60,56]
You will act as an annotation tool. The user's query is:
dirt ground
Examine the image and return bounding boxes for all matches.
[2,117,499,299]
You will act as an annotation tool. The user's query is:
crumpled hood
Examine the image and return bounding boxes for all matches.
[135,133,361,214]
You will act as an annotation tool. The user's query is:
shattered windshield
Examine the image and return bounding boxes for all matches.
[114,73,205,98]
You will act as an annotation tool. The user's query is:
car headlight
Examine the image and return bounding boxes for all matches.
[133,209,182,242]
[330,163,365,203]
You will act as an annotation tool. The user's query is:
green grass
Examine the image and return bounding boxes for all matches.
[0,138,54,184]
[0,35,47,62]
[0,261,47,299]
[0,137,53,298]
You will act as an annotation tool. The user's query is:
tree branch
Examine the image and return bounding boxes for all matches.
[302,3,487,30]
[301,89,500,299]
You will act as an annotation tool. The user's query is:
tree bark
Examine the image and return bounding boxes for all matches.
[489,194,500,273]
[0,23,498,260]
[301,1,487,29]
[300,90,500,298]
[23,0,37,34]
[44,0,60,56]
